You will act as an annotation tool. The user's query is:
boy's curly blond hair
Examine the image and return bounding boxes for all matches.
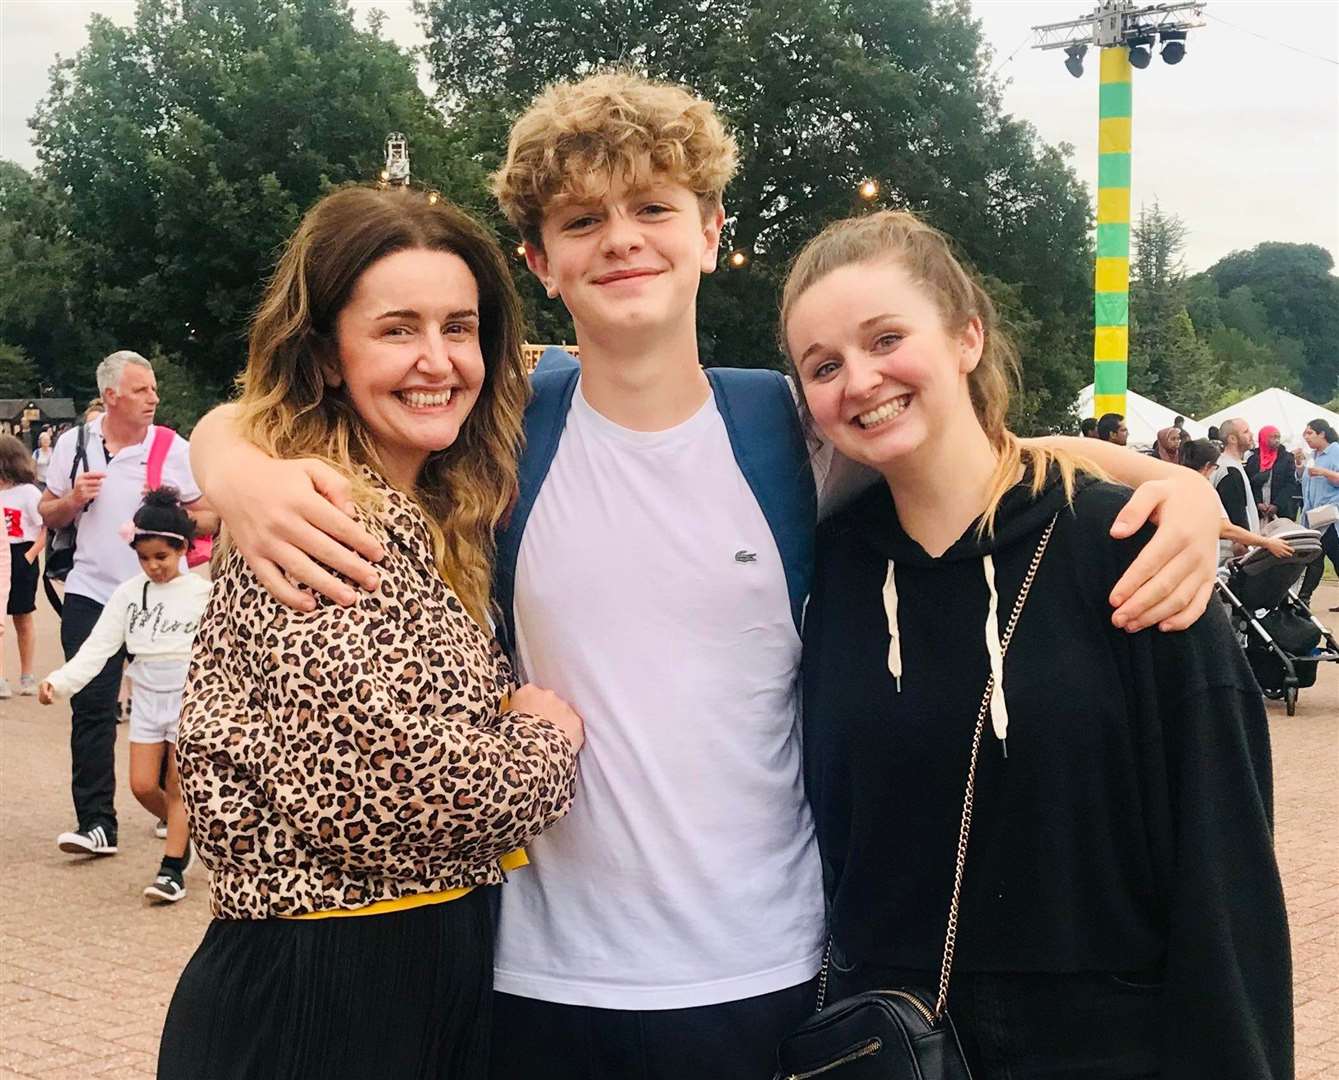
[491,70,739,246]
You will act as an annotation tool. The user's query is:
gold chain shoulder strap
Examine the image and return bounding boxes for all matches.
[813,513,1059,1017]
[933,513,1058,1018]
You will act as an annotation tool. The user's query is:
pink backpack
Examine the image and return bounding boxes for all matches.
[145,426,213,568]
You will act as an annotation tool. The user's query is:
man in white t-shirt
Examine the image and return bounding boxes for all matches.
[39,351,214,857]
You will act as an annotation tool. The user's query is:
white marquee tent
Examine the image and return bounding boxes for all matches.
[1076,385,1207,448]
[1198,388,1339,450]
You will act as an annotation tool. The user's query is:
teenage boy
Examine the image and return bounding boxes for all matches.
[189,72,1221,1078]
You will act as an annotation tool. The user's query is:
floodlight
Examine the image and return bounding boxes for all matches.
[1127,34,1154,68]
[1064,44,1087,78]
[1160,30,1187,64]
[729,250,749,268]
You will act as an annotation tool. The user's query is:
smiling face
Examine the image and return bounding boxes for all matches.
[526,173,723,346]
[327,247,485,489]
[787,259,984,473]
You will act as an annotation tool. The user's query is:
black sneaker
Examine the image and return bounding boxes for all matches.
[144,870,186,904]
[56,825,118,856]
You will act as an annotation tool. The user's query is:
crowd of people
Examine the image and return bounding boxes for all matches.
[2,70,1311,1080]
[1082,408,1339,607]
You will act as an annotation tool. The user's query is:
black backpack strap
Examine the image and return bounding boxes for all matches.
[705,367,816,635]
[71,422,89,482]
[493,363,581,657]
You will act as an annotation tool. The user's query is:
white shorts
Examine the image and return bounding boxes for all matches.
[128,660,189,745]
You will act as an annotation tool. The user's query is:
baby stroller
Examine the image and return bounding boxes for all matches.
[1216,522,1339,715]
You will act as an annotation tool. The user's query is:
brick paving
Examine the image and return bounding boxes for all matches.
[2,585,1337,1078]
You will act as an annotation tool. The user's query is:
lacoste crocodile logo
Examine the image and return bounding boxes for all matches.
[734,550,758,563]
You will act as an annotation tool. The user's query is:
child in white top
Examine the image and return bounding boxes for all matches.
[40,488,211,903]
[0,434,47,698]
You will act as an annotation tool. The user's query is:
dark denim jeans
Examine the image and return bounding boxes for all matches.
[828,955,1161,1080]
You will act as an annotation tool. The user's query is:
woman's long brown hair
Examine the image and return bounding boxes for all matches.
[235,186,529,623]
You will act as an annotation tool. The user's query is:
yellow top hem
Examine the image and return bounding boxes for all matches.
[280,848,530,921]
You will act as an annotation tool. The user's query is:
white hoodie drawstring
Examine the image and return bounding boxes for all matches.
[882,561,902,692]
[982,553,1009,753]
[885,553,1010,748]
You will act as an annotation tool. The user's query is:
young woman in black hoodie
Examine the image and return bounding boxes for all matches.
[782,211,1291,1079]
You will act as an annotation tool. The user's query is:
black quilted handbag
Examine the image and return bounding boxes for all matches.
[774,518,1057,1080]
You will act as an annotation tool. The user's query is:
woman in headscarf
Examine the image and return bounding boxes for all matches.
[1148,426,1182,464]
[1246,424,1300,521]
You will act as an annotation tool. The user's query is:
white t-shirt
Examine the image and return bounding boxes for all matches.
[494,380,826,1010]
[2,483,44,543]
[45,418,201,605]
[45,571,212,699]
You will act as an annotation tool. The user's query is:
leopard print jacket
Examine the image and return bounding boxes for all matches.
[177,472,578,919]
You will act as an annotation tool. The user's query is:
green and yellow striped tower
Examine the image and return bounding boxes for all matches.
[1093,46,1132,419]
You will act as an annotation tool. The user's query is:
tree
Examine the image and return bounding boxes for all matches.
[0,162,105,396]
[1205,242,1339,401]
[27,0,478,395]
[0,344,39,399]
[151,351,217,436]
[417,0,1095,431]
[1128,202,1215,413]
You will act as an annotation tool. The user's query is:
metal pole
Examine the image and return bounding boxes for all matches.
[1093,46,1133,420]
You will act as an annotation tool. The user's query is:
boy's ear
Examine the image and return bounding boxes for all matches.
[524,241,560,299]
[700,203,726,275]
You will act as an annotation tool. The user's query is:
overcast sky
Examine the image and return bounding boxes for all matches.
[2,0,1336,271]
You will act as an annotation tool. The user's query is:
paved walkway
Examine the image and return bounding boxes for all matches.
[1,586,1336,1077]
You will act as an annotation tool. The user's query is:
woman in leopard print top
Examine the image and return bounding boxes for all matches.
[157,188,582,1080]
[178,470,577,920]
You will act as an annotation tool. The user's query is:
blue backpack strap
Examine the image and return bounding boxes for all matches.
[494,362,581,655]
[704,367,816,634]
[532,345,580,375]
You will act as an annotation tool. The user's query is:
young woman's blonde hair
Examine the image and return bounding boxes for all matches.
[780,210,1100,531]
[492,69,739,246]
[235,185,529,624]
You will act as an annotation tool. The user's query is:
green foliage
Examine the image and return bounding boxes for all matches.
[1128,202,1216,415]
[417,0,1095,432]
[25,0,474,398]
[0,343,40,399]
[1130,209,1337,416]
[1204,242,1339,401]
[0,162,107,395]
[149,351,216,436]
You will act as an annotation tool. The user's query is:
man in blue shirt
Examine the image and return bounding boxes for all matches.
[1297,418,1339,610]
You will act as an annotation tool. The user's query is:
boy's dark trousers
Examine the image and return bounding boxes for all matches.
[59,593,127,837]
[490,980,815,1080]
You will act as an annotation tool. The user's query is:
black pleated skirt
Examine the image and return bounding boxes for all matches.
[157,887,494,1080]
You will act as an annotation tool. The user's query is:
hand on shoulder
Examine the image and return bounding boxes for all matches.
[1081,471,1219,634]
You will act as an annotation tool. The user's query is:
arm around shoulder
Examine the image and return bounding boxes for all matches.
[185,405,382,608]
[1034,438,1219,631]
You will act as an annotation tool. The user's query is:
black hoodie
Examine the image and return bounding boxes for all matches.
[802,471,1292,1079]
